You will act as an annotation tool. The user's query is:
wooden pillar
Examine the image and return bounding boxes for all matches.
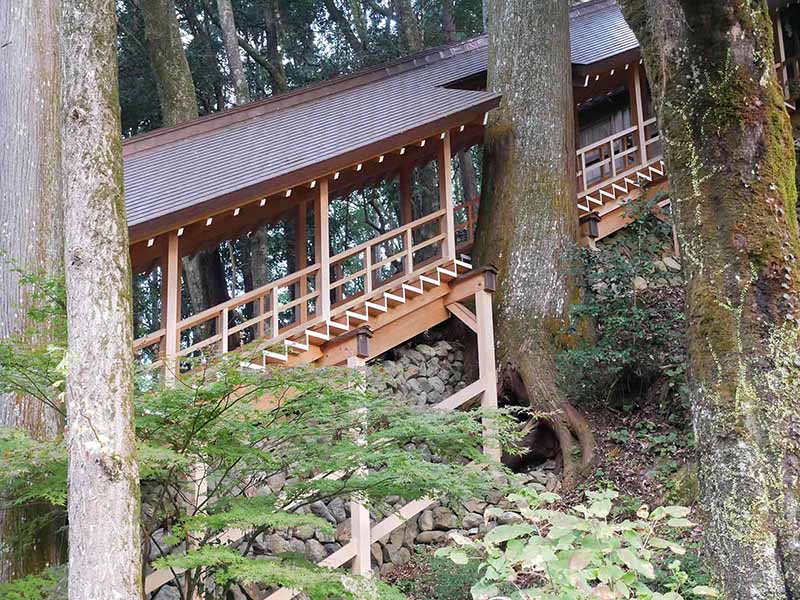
[475,281,500,460]
[399,167,414,274]
[438,132,456,261]
[315,178,331,320]
[296,200,308,323]
[160,230,180,379]
[346,355,371,576]
[631,63,648,166]
[776,11,789,99]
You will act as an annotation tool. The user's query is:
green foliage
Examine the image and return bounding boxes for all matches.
[558,198,687,409]
[436,488,717,600]
[0,269,517,598]
[0,567,64,600]
[390,551,486,599]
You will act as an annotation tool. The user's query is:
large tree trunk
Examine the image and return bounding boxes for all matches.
[141,0,231,322]
[62,0,143,597]
[619,1,800,597]
[216,0,250,105]
[141,0,198,127]
[474,0,594,488]
[0,0,64,580]
[394,0,423,52]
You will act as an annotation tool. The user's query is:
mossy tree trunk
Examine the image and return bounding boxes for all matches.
[0,0,65,580]
[62,0,143,596]
[619,1,800,597]
[474,0,595,487]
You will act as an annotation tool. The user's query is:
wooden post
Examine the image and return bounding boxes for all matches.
[220,307,229,353]
[315,178,331,320]
[296,200,308,323]
[776,11,789,99]
[631,63,648,166]
[400,167,414,274]
[438,132,456,261]
[346,355,371,576]
[475,284,500,460]
[160,230,180,379]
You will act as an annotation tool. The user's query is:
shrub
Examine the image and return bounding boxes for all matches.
[558,197,687,410]
[436,487,717,600]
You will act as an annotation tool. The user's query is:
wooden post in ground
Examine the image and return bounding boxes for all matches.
[438,131,456,261]
[475,279,500,460]
[315,178,331,320]
[160,230,180,380]
[346,354,372,576]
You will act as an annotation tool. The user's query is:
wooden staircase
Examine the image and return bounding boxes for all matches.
[254,257,474,367]
[578,158,667,213]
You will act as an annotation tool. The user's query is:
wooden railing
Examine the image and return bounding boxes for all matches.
[329,209,447,308]
[575,117,663,205]
[134,265,322,370]
[776,55,800,101]
[455,196,479,254]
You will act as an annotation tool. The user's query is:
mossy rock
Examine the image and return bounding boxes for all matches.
[668,462,699,505]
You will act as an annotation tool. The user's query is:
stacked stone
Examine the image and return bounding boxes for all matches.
[370,340,467,406]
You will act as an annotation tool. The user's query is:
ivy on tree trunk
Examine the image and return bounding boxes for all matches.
[619,1,800,597]
[475,0,595,488]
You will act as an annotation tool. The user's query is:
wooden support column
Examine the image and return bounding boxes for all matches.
[399,166,414,275]
[346,354,371,576]
[475,276,500,460]
[776,11,789,99]
[160,230,180,379]
[631,63,648,166]
[438,132,456,261]
[315,178,331,320]
[296,200,308,323]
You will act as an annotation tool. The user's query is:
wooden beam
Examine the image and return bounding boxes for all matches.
[447,302,478,333]
[316,178,331,320]
[475,287,500,460]
[439,131,456,261]
[631,63,648,165]
[161,231,180,379]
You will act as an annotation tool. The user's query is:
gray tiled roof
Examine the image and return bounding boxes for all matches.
[570,0,640,65]
[124,1,641,235]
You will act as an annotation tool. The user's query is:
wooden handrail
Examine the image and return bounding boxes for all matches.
[576,124,639,156]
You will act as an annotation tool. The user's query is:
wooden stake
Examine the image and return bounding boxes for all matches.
[346,355,371,576]
[631,63,648,166]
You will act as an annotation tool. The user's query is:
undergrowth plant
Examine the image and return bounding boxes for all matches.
[0,270,517,599]
[558,197,687,411]
[436,488,717,600]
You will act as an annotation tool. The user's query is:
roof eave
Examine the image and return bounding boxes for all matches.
[128,94,501,244]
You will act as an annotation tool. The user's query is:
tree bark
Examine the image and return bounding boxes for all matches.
[474,0,594,488]
[264,0,288,93]
[141,0,199,127]
[0,0,65,580]
[394,0,423,52]
[216,0,250,105]
[619,1,800,597]
[62,0,143,597]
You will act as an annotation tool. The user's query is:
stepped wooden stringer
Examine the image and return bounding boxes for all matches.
[257,257,474,367]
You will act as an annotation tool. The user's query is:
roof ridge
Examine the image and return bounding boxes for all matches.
[123,35,488,159]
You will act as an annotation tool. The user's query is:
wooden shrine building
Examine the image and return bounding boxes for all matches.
[125,0,800,593]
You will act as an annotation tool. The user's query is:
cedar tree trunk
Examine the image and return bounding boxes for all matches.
[0,0,64,579]
[216,0,250,105]
[62,0,143,597]
[619,1,800,597]
[141,0,198,127]
[475,0,595,487]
